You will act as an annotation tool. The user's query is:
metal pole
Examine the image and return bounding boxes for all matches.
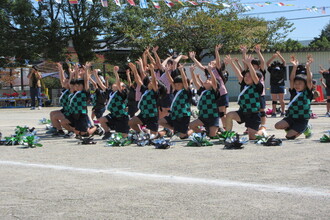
[21,68,24,91]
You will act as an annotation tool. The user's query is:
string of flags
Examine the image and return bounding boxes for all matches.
[34,0,327,14]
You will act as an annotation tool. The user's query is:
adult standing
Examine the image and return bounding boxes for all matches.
[27,66,42,110]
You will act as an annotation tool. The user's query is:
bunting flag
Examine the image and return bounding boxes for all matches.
[127,0,136,6]
[101,0,108,7]
[86,0,93,3]
[36,0,43,2]
[114,0,121,6]
[140,0,148,8]
[152,1,161,9]
[173,0,184,6]
[322,7,326,14]
[69,0,79,4]
[55,0,62,3]
[276,2,285,6]
[188,1,198,6]
[164,0,175,7]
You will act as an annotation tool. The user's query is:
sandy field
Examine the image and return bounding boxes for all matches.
[0,103,329,219]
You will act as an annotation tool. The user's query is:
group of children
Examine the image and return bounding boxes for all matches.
[48,45,329,142]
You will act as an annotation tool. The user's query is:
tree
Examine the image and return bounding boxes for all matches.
[309,22,330,49]
[106,2,294,62]
[272,39,305,51]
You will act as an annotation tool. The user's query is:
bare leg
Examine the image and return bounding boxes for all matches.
[128,116,143,133]
[189,119,204,133]
[226,111,241,131]
[278,93,285,113]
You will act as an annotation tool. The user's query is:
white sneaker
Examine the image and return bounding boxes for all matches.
[30,107,35,110]
[38,106,42,110]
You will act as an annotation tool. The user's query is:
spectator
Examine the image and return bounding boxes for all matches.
[27,66,42,110]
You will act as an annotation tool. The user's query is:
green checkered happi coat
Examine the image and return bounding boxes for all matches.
[197,89,219,118]
[59,89,71,116]
[238,85,261,113]
[170,89,191,120]
[107,92,128,118]
[70,91,87,115]
[288,90,311,119]
[138,90,158,118]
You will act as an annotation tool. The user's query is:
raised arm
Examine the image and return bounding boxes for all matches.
[178,64,189,90]
[149,64,158,91]
[225,55,243,83]
[126,68,133,87]
[165,67,174,89]
[152,46,162,70]
[305,56,313,90]
[207,62,218,91]
[215,44,223,70]
[93,70,108,90]
[266,53,278,67]
[113,66,122,92]
[320,78,327,88]
[56,63,67,88]
[136,58,146,79]
[173,54,188,70]
[255,45,265,71]
[129,62,143,86]
[290,55,298,89]
[276,51,286,66]
[84,62,92,90]
[145,48,156,66]
[190,65,201,90]
[240,45,248,70]
[189,51,206,71]
[233,57,243,73]
[242,55,259,85]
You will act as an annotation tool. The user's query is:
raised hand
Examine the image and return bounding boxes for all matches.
[215,44,223,51]
[224,55,233,64]
[240,45,247,53]
[152,46,159,53]
[290,56,299,66]
[189,64,195,73]
[242,54,254,65]
[178,63,184,71]
[189,51,196,59]
[255,44,261,53]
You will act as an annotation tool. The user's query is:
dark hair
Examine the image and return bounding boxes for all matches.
[271,61,283,68]
[296,65,306,75]
[76,79,85,85]
[294,74,307,84]
[167,59,174,66]
[143,76,151,87]
[173,76,183,84]
[70,79,76,85]
[251,59,260,66]
[32,66,38,71]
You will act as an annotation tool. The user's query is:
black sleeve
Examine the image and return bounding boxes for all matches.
[140,85,147,94]
[117,89,128,100]
[197,87,206,96]
[289,88,296,101]
[255,81,264,94]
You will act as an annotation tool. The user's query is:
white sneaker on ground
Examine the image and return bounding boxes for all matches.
[38,106,42,110]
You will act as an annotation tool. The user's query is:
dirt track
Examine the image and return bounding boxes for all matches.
[0,105,329,219]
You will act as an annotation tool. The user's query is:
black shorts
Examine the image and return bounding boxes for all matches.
[236,110,261,131]
[283,117,309,134]
[216,94,229,108]
[74,114,91,132]
[160,93,174,108]
[198,116,219,129]
[326,87,330,97]
[271,85,285,94]
[260,95,266,110]
[165,116,190,134]
[92,107,106,119]
[128,102,138,118]
[64,114,75,127]
[105,114,130,134]
[137,115,159,132]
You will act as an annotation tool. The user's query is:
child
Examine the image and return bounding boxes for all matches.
[266,51,286,117]
[90,70,107,121]
[319,66,330,116]
[274,56,313,139]
[99,66,130,140]
[225,55,265,140]
[126,68,139,118]
[159,64,193,139]
[189,44,229,131]
[69,63,103,137]
[128,63,165,136]
[189,63,220,138]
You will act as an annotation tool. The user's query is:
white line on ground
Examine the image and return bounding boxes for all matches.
[1,160,329,197]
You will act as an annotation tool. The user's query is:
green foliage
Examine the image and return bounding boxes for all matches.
[309,36,330,49]
[42,77,61,89]
[272,39,305,51]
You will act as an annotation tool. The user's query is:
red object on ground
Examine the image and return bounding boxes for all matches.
[315,85,325,102]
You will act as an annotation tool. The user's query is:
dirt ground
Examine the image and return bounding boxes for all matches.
[0,103,329,219]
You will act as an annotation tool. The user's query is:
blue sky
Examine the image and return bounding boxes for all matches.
[240,0,330,41]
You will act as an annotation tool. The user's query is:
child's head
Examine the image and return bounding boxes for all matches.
[75,79,84,91]
[173,76,184,91]
[251,59,261,70]
[69,79,76,91]
[111,83,118,91]
[203,77,213,90]
[143,76,152,89]
[296,64,306,75]
[293,74,307,92]
[243,70,262,85]
[166,59,175,71]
